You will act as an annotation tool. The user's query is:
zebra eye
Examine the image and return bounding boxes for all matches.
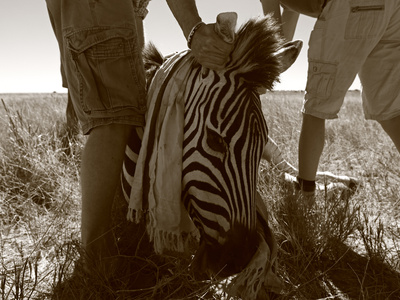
[206,128,227,153]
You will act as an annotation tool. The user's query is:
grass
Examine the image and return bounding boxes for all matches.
[0,91,399,299]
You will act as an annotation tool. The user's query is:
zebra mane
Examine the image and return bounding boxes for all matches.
[229,15,284,91]
[143,14,284,91]
[142,42,165,90]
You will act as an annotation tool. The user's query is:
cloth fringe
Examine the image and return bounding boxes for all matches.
[126,207,143,224]
[147,223,199,254]
[126,206,199,254]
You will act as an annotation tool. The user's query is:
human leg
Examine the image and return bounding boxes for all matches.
[81,124,133,259]
[298,114,325,182]
[358,2,400,154]
[378,115,400,153]
[298,0,393,192]
[297,1,350,189]
[46,0,147,264]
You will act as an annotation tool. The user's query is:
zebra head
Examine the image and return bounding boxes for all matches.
[178,13,302,278]
[121,12,302,286]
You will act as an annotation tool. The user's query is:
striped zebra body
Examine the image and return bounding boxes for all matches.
[180,57,270,276]
[121,13,302,293]
[182,66,267,244]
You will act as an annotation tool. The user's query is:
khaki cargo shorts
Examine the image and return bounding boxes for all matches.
[303,0,400,121]
[46,0,146,134]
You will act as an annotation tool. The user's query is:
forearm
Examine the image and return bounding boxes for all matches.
[262,137,297,174]
[260,0,299,41]
[167,0,233,70]
[260,0,282,23]
[166,0,202,39]
[281,8,299,40]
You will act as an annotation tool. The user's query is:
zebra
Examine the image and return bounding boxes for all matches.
[121,12,301,296]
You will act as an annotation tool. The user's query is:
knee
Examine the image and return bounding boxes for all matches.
[301,114,325,135]
[377,115,400,134]
[89,123,134,144]
[92,123,132,135]
[377,116,400,151]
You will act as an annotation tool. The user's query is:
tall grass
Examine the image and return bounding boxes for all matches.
[0,92,399,299]
[0,93,82,299]
[261,90,400,299]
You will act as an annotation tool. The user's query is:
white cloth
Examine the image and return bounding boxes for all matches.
[127,50,199,253]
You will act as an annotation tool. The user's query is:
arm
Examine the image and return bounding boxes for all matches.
[262,137,297,175]
[166,0,202,38]
[281,6,299,41]
[260,0,299,41]
[263,137,359,190]
[260,0,281,21]
[166,0,233,70]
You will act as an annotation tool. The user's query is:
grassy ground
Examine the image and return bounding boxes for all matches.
[261,90,400,299]
[0,91,399,299]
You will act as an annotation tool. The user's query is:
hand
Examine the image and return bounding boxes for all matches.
[189,23,233,71]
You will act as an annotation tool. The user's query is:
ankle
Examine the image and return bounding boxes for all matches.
[295,176,316,195]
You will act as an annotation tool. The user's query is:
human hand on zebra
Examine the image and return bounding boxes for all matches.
[189,22,234,71]
[167,0,234,70]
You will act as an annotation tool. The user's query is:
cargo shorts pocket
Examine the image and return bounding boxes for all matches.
[306,61,337,101]
[345,0,385,39]
[66,27,146,117]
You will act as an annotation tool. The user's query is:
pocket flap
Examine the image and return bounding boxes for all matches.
[66,27,134,53]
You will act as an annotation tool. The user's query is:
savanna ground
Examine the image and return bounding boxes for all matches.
[0,91,399,299]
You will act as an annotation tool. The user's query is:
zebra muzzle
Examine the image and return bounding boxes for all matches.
[190,223,259,279]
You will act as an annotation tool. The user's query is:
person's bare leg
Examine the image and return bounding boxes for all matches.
[298,114,326,181]
[80,123,132,261]
[378,115,400,153]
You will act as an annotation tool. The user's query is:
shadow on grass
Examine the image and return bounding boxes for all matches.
[278,238,400,299]
[50,190,219,300]
[326,243,400,299]
[50,181,400,299]
[272,189,400,300]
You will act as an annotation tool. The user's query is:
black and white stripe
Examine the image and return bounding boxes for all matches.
[180,67,268,245]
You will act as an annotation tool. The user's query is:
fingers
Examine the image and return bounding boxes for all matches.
[189,23,233,71]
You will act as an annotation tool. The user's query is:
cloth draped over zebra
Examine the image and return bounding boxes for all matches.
[126,50,200,252]
[125,12,283,298]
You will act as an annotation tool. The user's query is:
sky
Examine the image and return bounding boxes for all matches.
[0,0,360,93]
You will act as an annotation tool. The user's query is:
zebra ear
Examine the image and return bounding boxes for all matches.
[274,40,303,73]
[215,12,237,44]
